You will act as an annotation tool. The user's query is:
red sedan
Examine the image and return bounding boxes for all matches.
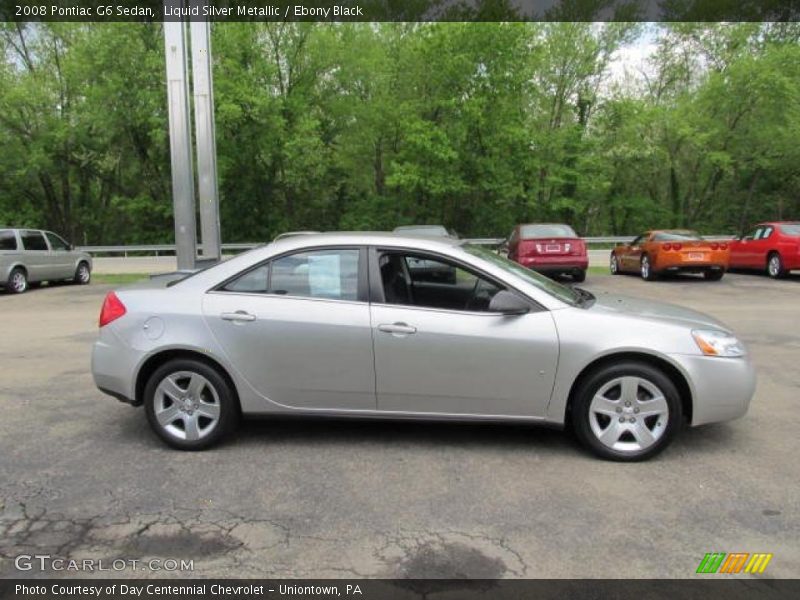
[729,222,800,278]
[507,223,588,282]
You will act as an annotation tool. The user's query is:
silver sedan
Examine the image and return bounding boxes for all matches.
[91,233,755,461]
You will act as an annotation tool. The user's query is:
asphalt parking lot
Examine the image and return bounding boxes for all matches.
[1,271,798,580]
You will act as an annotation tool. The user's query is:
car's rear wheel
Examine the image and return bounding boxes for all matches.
[610,253,620,275]
[73,262,91,285]
[7,267,28,294]
[767,252,786,279]
[144,359,239,450]
[640,255,657,281]
[703,270,724,281]
[572,361,682,461]
[573,269,586,283]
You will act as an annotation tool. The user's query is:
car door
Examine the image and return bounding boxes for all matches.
[18,230,51,282]
[202,247,376,411]
[733,226,762,268]
[620,234,645,271]
[752,226,774,269]
[44,231,74,279]
[369,248,559,417]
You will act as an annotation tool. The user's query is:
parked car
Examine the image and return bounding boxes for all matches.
[729,221,800,278]
[92,232,754,461]
[0,228,92,294]
[507,223,588,282]
[392,225,456,238]
[610,230,729,281]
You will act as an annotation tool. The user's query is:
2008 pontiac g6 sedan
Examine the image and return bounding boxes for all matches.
[91,233,756,461]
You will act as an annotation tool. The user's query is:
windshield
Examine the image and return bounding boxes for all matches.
[779,224,800,236]
[520,224,577,239]
[652,230,703,241]
[464,245,580,306]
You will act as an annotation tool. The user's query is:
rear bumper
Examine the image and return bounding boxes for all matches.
[669,353,756,426]
[518,256,588,271]
[91,332,142,404]
[658,263,726,273]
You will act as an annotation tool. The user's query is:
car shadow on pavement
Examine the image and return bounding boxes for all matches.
[232,416,577,454]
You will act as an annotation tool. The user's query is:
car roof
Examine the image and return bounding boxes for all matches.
[268,231,463,250]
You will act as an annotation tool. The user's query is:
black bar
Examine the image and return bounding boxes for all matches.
[2,579,800,600]
[1,0,799,23]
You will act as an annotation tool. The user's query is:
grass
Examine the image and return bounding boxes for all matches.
[92,273,148,285]
[588,266,610,275]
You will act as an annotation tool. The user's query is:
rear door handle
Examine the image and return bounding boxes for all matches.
[221,311,256,322]
[378,322,417,335]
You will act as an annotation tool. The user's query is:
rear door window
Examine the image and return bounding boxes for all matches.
[0,230,17,251]
[21,230,48,251]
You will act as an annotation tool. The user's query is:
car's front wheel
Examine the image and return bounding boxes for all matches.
[7,267,28,294]
[144,359,239,450]
[572,361,682,461]
[610,253,620,275]
[74,262,91,285]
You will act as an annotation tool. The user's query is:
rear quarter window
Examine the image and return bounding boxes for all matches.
[0,230,17,251]
[21,230,48,251]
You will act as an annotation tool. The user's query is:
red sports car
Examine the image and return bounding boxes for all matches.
[729,221,800,278]
[507,223,588,282]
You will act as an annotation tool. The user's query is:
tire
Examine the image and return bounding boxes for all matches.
[572,361,682,461]
[609,253,620,275]
[640,254,658,281]
[703,270,724,281]
[573,269,586,283]
[144,358,239,450]
[6,267,28,294]
[767,252,786,279]
[73,261,91,285]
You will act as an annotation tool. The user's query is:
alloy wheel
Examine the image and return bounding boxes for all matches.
[640,257,650,279]
[768,255,781,278]
[11,271,27,293]
[77,264,90,283]
[153,371,221,441]
[588,376,669,453]
[610,254,618,274]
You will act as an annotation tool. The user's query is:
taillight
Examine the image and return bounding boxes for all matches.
[710,242,719,250]
[663,243,672,251]
[673,243,682,251]
[99,292,127,327]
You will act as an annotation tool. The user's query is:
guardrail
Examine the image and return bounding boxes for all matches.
[78,235,737,256]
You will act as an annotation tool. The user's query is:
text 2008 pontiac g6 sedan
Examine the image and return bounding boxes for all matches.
[91,233,755,461]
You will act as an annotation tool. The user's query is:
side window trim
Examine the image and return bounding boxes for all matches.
[367,246,543,313]
[212,245,369,303]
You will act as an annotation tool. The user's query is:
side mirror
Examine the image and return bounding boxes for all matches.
[489,290,530,315]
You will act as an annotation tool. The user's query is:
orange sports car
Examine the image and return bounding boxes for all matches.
[610,230,730,281]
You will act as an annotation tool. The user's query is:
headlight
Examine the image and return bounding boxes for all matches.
[692,329,745,357]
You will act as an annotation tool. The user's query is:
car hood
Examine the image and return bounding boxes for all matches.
[588,292,730,332]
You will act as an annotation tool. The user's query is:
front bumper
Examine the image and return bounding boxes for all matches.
[669,353,756,426]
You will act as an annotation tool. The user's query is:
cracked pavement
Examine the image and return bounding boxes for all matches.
[0,273,798,579]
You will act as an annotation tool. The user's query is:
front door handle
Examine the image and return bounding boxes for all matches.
[378,322,417,335]
[221,311,256,322]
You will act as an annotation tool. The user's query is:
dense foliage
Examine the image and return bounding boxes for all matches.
[1,22,799,244]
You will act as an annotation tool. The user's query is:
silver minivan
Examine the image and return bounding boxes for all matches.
[0,228,93,293]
